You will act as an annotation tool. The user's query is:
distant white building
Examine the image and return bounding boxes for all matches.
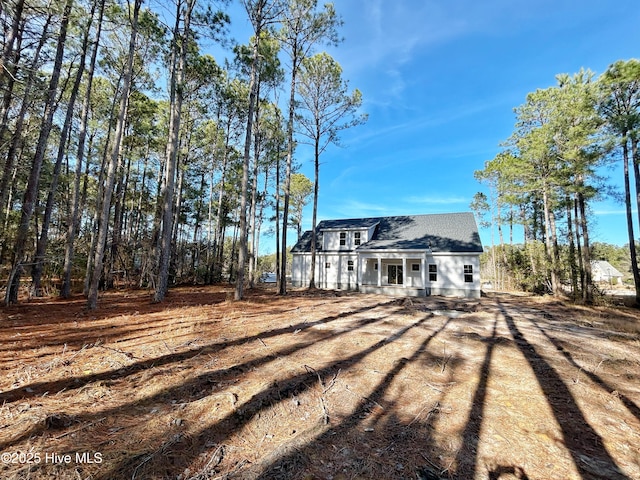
[291,212,483,298]
[591,260,623,285]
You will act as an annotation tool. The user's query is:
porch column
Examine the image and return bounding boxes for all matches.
[377,257,382,286]
[421,256,426,289]
[402,257,407,288]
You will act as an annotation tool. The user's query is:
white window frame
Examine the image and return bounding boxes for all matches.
[428,264,437,282]
[464,264,473,283]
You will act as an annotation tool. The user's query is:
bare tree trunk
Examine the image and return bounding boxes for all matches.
[577,190,592,303]
[173,116,193,247]
[279,63,297,295]
[541,183,559,295]
[108,141,131,288]
[154,0,195,302]
[632,137,640,246]
[192,171,206,277]
[0,0,25,137]
[566,197,578,299]
[33,3,97,295]
[625,137,640,306]
[84,121,113,294]
[206,167,215,281]
[0,11,52,231]
[87,0,141,309]
[274,104,282,292]
[0,0,24,80]
[236,1,264,301]
[5,0,74,305]
[213,121,231,281]
[62,0,105,297]
[248,98,261,290]
[574,198,585,296]
[254,161,270,279]
[309,130,319,289]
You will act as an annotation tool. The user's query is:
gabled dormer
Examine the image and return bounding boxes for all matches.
[320,220,379,251]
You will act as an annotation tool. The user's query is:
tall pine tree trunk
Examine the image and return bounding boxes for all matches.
[577,189,593,303]
[5,0,74,305]
[248,94,262,290]
[541,183,559,295]
[0,0,25,139]
[566,197,578,299]
[279,62,297,295]
[236,0,264,300]
[625,137,640,306]
[155,0,195,302]
[309,126,319,289]
[0,11,52,233]
[33,3,96,295]
[632,137,640,244]
[62,0,105,298]
[574,199,585,296]
[87,0,141,309]
[213,119,232,282]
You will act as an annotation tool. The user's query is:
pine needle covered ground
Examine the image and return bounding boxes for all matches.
[1,286,639,479]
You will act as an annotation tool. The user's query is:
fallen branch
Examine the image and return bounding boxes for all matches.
[304,365,333,424]
[98,345,136,359]
[408,401,440,426]
[322,369,340,395]
[187,445,224,480]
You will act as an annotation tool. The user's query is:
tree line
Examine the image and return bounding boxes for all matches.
[472,61,640,306]
[0,0,364,307]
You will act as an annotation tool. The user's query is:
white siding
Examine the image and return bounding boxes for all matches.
[292,253,357,289]
[427,254,480,298]
[322,228,371,251]
[407,261,422,287]
[292,251,481,298]
[323,232,343,251]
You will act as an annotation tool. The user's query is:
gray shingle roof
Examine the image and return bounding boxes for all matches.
[591,260,623,277]
[292,212,483,253]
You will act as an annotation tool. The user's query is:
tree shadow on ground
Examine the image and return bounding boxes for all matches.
[452,313,498,478]
[0,298,398,404]
[93,313,438,479]
[499,301,630,480]
[0,300,400,454]
[3,292,635,480]
[242,315,453,480]
[524,309,640,424]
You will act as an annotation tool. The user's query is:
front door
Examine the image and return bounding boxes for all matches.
[388,264,403,285]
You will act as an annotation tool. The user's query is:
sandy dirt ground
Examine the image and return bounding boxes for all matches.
[0,285,639,480]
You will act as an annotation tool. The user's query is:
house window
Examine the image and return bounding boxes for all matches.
[429,264,437,282]
[411,263,420,271]
[325,262,331,268]
[464,265,473,283]
[354,232,361,245]
[339,232,346,246]
[374,262,378,270]
[388,265,403,285]
[347,260,354,271]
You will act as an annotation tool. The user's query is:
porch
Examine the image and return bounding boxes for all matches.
[359,284,427,297]
[358,253,429,291]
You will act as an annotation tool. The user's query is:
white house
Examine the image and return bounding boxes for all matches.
[591,260,623,285]
[291,212,483,298]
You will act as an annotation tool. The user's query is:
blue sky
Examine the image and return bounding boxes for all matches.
[222,1,640,250]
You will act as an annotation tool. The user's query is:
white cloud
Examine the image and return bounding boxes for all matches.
[324,199,395,219]
[593,208,637,216]
[404,195,468,205]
